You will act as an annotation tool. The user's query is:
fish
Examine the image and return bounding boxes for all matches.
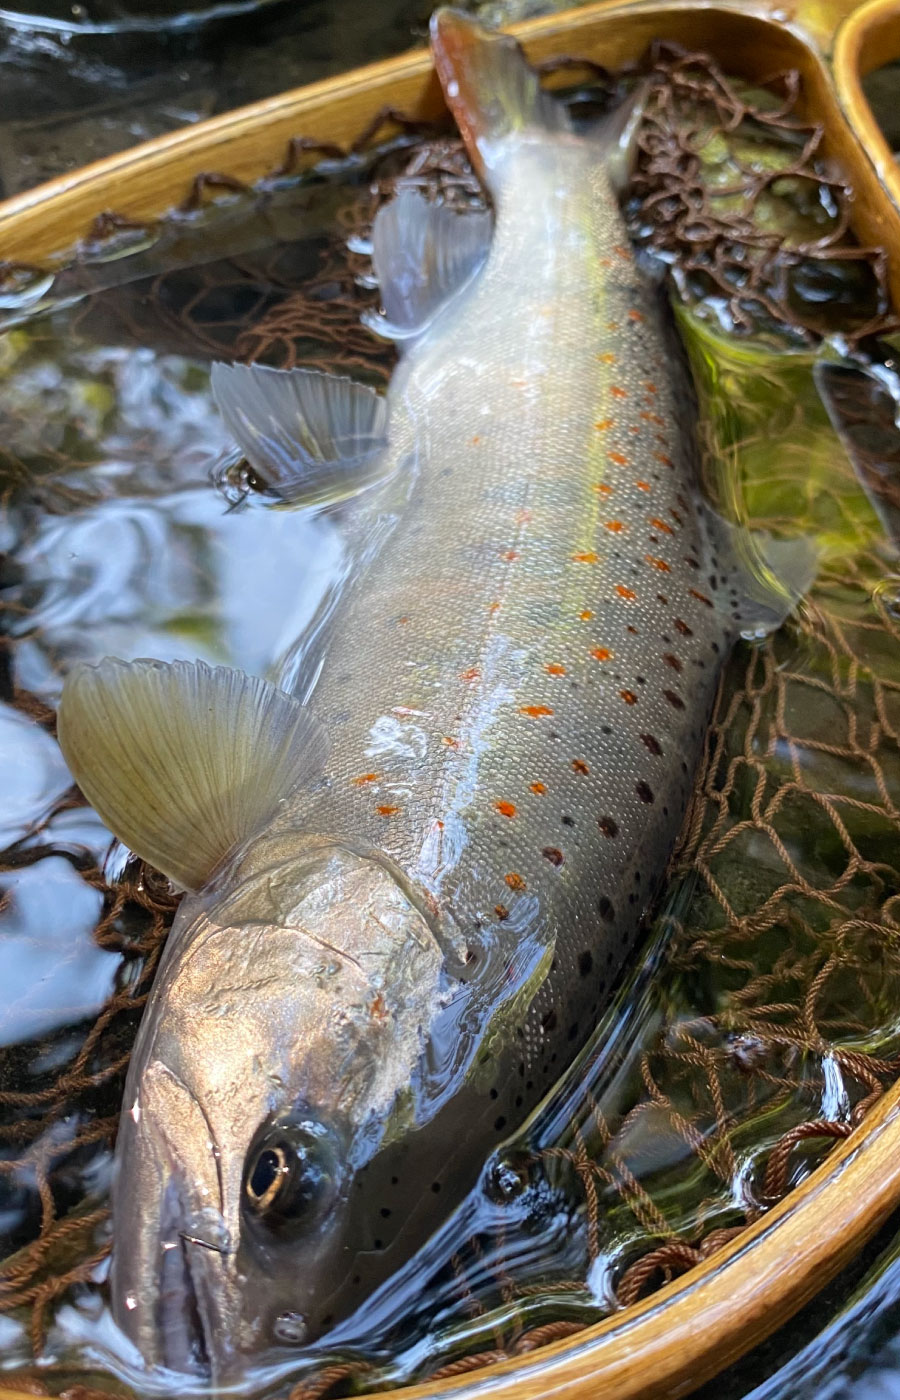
[56,9,812,1381]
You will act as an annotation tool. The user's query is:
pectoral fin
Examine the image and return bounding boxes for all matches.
[58,658,328,891]
[211,362,390,507]
[364,188,493,341]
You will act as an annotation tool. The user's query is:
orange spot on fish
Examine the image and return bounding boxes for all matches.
[644,381,658,394]
[604,520,626,533]
[494,800,517,819]
[572,551,599,564]
[580,609,594,621]
[505,872,527,892]
[572,759,590,775]
[616,585,637,600]
[620,689,638,704]
[690,588,714,607]
[397,615,410,624]
[352,773,379,786]
[377,804,399,816]
[369,991,388,1023]
[593,482,613,496]
[470,435,481,446]
[489,600,501,613]
[611,386,628,400]
[545,663,566,676]
[628,425,641,435]
[606,319,620,331]
[597,352,617,364]
[655,453,673,468]
[613,245,630,260]
[645,555,671,572]
[500,549,519,562]
[650,517,673,534]
[636,480,651,492]
[520,704,554,718]
[530,781,547,794]
[595,418,614,432]
[641,411,665,426]
[515,508,533,525]
[460,666,480,683]
[442,736,459,748]
[628,308,644,322]
[495,904,510,920]
[608,451,629,467]
[591,646,613,661]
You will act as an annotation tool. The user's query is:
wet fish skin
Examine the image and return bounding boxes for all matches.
[56,9,796,1379]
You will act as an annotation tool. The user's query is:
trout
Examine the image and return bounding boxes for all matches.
[57,9,809,1379]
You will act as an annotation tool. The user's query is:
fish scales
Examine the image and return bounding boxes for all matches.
[274,139,727,1102]
[55,10,778,1377]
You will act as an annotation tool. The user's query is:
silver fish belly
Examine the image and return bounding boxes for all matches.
[56,8,805,1380]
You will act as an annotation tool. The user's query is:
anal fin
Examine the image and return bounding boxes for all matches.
[364,188,493,342]
[58,658,328,892]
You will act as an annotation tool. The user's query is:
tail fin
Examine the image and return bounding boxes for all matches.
[430,8,569,179]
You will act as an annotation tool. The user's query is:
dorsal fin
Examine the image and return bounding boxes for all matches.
[58,658,328,892]
[211,362,390,507]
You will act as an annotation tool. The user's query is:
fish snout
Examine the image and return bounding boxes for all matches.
[111,1058,243,1377]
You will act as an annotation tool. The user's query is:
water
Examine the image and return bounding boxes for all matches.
[1,53,900,1400]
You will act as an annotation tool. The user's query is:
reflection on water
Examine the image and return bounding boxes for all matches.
[0,80,900,1400]
[0,857,113,1048]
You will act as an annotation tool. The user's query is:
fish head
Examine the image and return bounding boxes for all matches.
[110,837,449,1380]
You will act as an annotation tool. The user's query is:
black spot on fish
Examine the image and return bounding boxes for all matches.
[663,653,682,672]
[641,733,662,755]
[543,846,564,866]
[542,1008,558,1032]
[602,724,613,735]
[391,1176,399,1186]
[598,896,615,923]
[636,781,654,803]
[374,1240,384,1250]
[495,1116,507,1132]
[675,617,693,636]
[664,689,685,709]
[567,1022,580,1042]
[431,1182,441,1193]
[561,814,575,827]
[380,1207,391,1218]
[598,815,618,837]
[579,950,593,977]
[490,1087,499,1100]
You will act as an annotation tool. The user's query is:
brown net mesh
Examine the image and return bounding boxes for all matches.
[1,39,899,1398]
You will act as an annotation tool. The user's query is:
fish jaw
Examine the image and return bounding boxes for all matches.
[109,842,449,1378]
[111,1057,240,1375]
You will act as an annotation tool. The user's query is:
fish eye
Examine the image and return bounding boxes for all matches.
[242,1119,339,1239]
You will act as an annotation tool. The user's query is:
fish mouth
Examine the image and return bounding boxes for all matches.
[111,1059,239,1381]
[156,1228,213,1375]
